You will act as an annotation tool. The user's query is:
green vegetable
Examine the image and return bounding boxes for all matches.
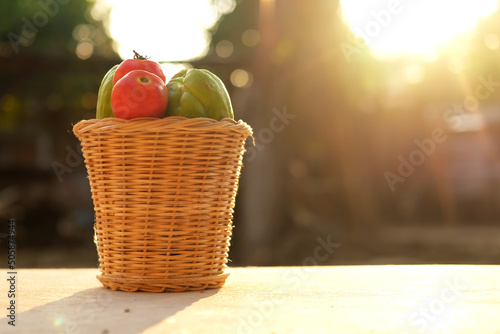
[165,69,234,120]
[96,64,118,119]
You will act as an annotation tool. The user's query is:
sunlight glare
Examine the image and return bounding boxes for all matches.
[339,0,498,58]
[96,0,233,62]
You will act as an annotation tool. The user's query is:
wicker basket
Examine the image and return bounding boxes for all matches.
[73,116,253,292]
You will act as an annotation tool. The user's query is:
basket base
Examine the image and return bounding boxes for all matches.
[97,272,230,293]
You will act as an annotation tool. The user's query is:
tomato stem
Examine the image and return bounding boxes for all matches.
[133,50,150,60]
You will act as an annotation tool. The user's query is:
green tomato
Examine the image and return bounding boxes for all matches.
[165,69,234,120]
[96,64,118,119]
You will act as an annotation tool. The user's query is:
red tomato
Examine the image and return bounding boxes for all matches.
[113,52,166,85]
[111,70,168,119]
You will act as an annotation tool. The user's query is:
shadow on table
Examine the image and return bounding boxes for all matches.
[16,285,219,333]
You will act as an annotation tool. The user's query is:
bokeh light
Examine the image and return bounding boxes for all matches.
[483,33,500,50]
[216,40,234,58]
[230,69,253,88]
[75,40,94,60]
[241,29,260,47]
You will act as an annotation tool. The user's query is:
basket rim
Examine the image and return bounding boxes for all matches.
[73,116,252,137]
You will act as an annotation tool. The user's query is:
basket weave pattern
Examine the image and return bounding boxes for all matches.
[73,117,252,292]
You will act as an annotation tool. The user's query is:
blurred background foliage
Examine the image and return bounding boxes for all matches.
[1,0,500,267]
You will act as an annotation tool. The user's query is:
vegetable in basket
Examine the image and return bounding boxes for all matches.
[113,50,166,85]
[111,69,168,119]
[96,53,233,121]
[96,64,118,119]
[96,51,168,120]
[165,69,234,120]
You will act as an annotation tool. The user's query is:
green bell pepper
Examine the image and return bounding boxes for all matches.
[96,64,118,119]
[165,69,234,120]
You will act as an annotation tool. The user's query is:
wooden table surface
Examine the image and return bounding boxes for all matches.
[2,265,500,333]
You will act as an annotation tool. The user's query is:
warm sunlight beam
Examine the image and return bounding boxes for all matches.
[339,0,498,58]
[94,0,235,62]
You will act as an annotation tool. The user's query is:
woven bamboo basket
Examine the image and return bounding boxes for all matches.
[73,116,253,292]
